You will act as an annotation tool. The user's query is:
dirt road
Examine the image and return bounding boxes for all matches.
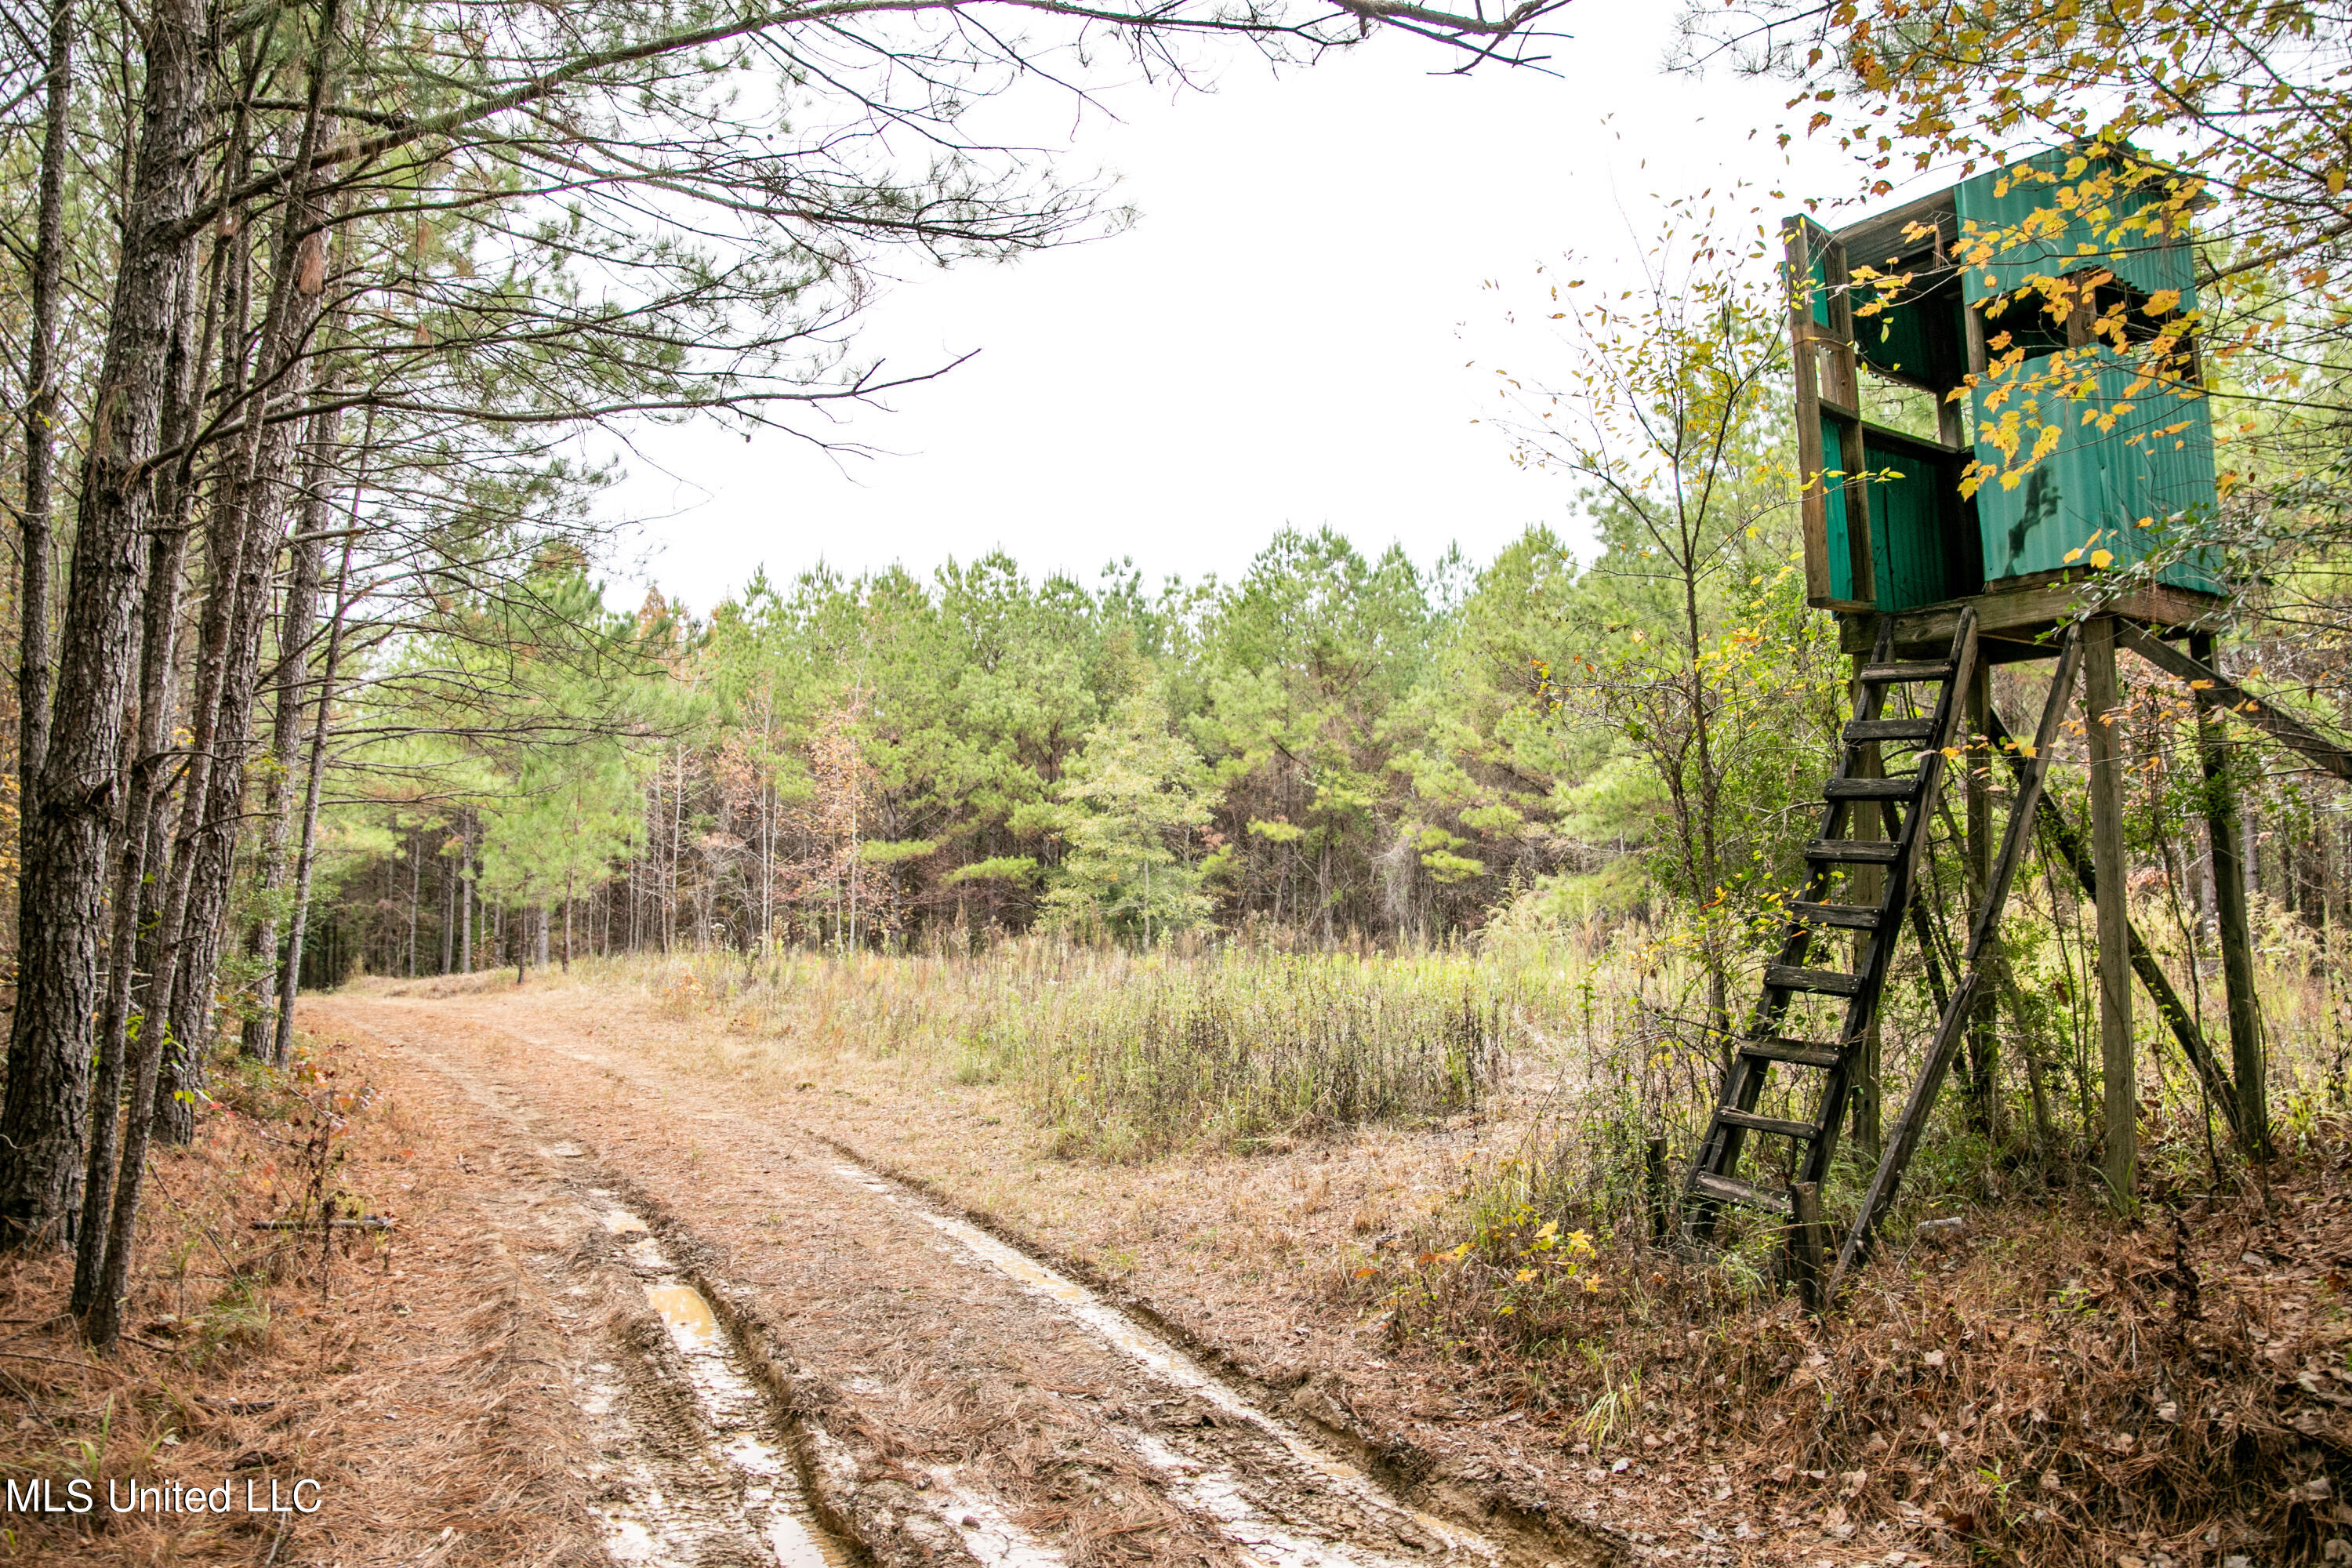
[307,993,1610,1568]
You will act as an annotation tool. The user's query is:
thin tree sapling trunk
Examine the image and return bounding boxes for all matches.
[17,0,71,836]
[274,517,359,1064]
[242,399,339,1055]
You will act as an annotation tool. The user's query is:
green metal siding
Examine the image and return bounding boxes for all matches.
[1971,351,2221,593]
[1865,445,1955,610]
[1855,286,1968,390]
[2098,358,2223,594]
[1951,148,2196,309]
[1823,416,1855,601]
[1951,147,2219,595]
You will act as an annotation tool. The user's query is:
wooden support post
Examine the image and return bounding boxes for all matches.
[2192,630,2270,1161]
[1646,1138,1671,1247]
[1788,221,1840,607]
[1965,659,1998,1134]
[1821,241,1875,603]
[2084,616,2136,1207]
[1786,1181,1827,1312]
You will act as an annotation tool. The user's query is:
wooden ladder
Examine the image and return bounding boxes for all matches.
[1831,620,2083,1282]
[1681,608,1980,1240]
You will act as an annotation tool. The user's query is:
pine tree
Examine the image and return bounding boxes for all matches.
[1043,695,1213,946]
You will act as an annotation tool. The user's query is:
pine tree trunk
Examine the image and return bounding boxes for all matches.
[147,136,260,1039]
[0,0,209,1250]
[459,813,474,971]
[241,401,338,1055]
[17,0,71,836]
[70,251,204,1316]
[156,381,314,1139]
[273,522,358,1065]
[156,507,281,1138]
[153,56,339,1141]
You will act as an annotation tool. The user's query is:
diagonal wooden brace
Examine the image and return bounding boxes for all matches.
[1980,708,2245,1143]
[1834,624,2082,1287]
[2114,621,2352,783]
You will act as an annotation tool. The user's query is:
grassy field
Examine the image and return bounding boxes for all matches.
[536,882,2352,1258]
[633,936,1588,1156]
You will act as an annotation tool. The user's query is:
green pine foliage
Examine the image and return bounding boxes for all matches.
[317,508,1845,961]
[1041,694,1215,944]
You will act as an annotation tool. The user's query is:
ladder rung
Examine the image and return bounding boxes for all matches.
[1824,776,1921,800]
[1718,1108,1820,1141]
[1791,901,1884,931]
[1742,1037,1842,1069]
[1691,1172,1791,1216]
[1858,661,1956,684]
[1804,839,1903,865]
[1765,964,1862,996]
[1845,717,1936,743]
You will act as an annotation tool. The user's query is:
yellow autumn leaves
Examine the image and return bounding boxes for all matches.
[1370,1210,1606,1318]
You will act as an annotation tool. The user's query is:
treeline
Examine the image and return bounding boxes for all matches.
[318,530,2352,977]
[311,522,1846,974]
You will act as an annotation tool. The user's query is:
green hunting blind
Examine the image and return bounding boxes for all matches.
[1679,149,2290,1282]
[1784,146,2222,654]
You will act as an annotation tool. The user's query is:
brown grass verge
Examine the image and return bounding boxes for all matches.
[0,1032,602,1566]
[1335,1132,2352,1567]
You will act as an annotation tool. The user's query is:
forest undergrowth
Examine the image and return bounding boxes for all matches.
[1365,1127,2350,1566]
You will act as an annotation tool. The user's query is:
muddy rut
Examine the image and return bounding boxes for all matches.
[313,994,1606,1568]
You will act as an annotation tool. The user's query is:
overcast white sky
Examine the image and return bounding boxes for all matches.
[598,4,1864,615]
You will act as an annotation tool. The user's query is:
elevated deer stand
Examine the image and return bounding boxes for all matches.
[1679,148,2307,1290]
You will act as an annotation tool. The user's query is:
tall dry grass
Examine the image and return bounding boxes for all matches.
[578,936,1595,1159]
[499,866,2352,1235]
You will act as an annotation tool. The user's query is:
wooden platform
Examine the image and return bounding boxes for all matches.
[1836,572,2223,662]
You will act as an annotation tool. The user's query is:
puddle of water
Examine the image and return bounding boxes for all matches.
[826,1166,1498,1567]
[644,1283,723,1352]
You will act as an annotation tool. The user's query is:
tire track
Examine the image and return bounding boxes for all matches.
[365,1014,875,1568]
[321,996,1606,1568]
